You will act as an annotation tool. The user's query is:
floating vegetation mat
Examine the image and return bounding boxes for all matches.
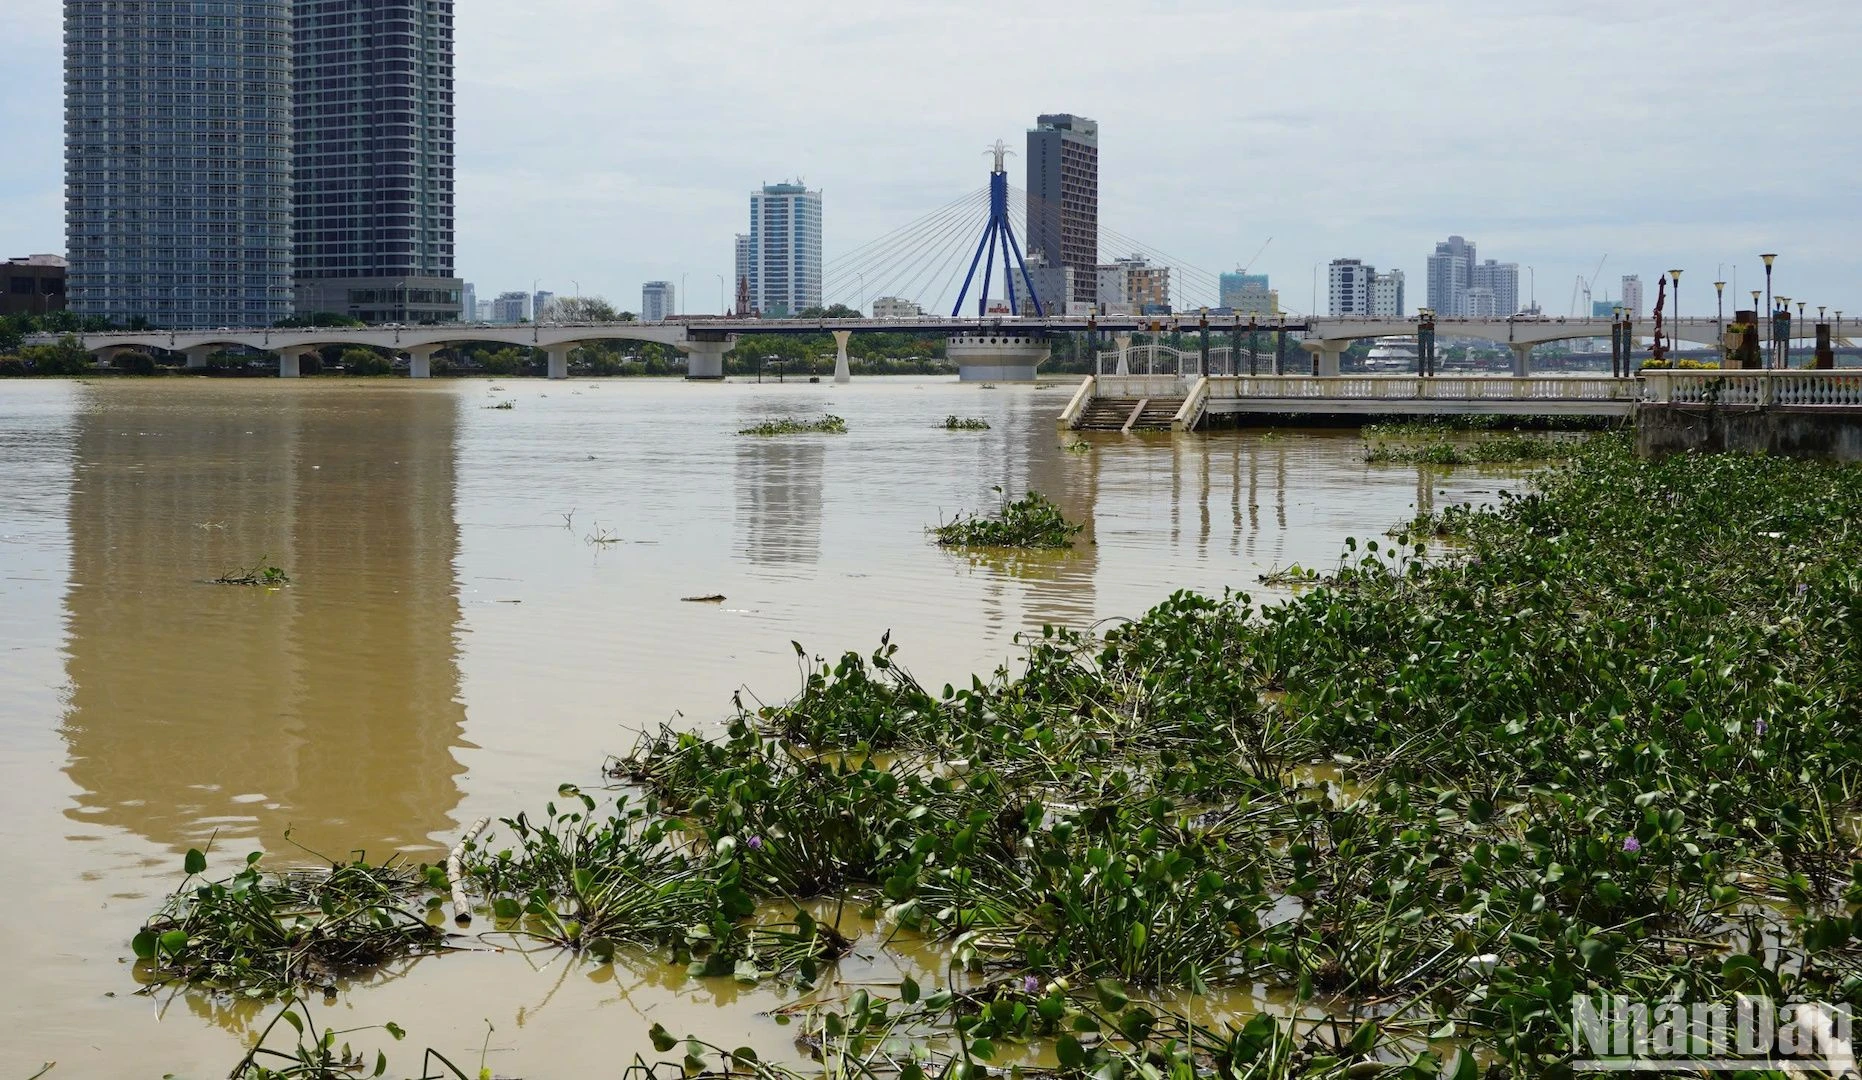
[941,415,991,431]
[931,490,1083,549]
[737,415,847,436]
[213,560,291,587]
[1363,425,1586,465]
[150,436,1862,1078]
[135,850,448,998]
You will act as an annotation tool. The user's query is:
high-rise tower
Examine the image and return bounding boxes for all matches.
[1026,114,1098,309]
[64,0,295,328]
[1426,235,1477,317]
[743,181,822,318]
[292,0,461,322]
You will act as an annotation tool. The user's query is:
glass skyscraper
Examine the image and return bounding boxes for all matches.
[63,0,460,328]
[64,0,296,328]
[743,182,821,318]
[292,0,460,323]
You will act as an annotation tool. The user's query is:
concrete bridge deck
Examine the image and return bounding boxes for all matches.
[26,313,1844,382]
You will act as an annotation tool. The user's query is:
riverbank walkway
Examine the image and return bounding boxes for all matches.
[1060,369,1862,432]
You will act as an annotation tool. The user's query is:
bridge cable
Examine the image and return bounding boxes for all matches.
[820,191,990,309]
[865,194,998,311]
[821,188,988,301]
[821,199,989,313]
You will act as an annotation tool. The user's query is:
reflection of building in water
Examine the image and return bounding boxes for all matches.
[968,394,1101,635]
[60,386,468,859]
[733,432,824,570]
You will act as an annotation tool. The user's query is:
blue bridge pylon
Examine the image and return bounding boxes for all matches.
[951,141,1045,318]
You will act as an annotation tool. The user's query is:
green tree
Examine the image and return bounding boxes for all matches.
[546,296,629,323]
[19,335,94,375]
[339,347,392,375]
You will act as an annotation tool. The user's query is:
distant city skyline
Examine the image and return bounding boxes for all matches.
[5,3,1857,321]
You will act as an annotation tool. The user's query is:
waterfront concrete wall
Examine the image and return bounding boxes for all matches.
[1638,405,1862,461]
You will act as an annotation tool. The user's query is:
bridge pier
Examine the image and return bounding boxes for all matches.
[183,345,215,370]
[832,330,852,384]
[1509,343,1533,377]
[946,332,1047,381]
[1302,340,1345,377]
[278,346,316,379]
[545,345,571,380]
[406,345,439,379]
[684,339,731,380]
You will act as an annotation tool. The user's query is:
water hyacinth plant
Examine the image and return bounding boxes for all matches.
[737,415,847,436]
[931,489,1084,549]
[215,559,291,586]
[147,436,1862,1078]
[134,849,448,998]
[941,415,990,431]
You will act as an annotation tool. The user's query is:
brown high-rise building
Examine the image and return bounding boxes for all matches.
[1026,114,1098,310]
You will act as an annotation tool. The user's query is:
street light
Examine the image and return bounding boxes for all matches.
[1668,270,1682,360]
[680,273,687,317]
[717,274,726,315]
[1525,265,1535,313]
[1613,304,1626,378]
[1778,296,1792,368]
[1760,254,1777,368]
[1713,280,1726,351]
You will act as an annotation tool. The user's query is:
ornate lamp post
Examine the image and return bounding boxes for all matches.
[1760,254,1778,368]
[1612,304,1625,377]
[1714,280,1726,364]
[1778,297,1792,368]
[1668,270,1683,361]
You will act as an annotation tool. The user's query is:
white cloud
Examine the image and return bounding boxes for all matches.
[3,0,1857,315]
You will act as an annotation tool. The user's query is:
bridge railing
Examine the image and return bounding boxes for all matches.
[1095,345,1238,377]
[1197,375,1638,402]
[1641,369,1862,407]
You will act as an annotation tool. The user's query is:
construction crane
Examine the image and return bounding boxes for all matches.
[1237,237,1272,275]
[1570,254,1609,316]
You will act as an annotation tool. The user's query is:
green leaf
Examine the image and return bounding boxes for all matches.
[649,1023,677,1053]
[384,1021,406,1041]
[1057,1035,1086,1069]
[491,898,522,920]
[899,975,920,1005]
[131,931,158,960]
[158,929,189,957]
[1094,978,1128,1012]
[184,848,206,875]
[731,1047,759,1066]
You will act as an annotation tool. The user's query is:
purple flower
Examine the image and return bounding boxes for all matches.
[746,835,764,851]
[1622,837,1641,854]
[1756,720,1768,737]
[1797,583,1810,597]
[1023,975,1041,994]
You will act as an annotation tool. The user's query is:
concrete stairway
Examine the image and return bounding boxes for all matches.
[1132,398,1185,430]
[1074,398,1143,431]
[1071,397,1186,432]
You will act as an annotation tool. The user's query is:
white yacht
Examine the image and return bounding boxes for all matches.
[1363,336,1420,372]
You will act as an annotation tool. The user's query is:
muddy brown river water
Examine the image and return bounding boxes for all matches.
[0,377,1493,1077]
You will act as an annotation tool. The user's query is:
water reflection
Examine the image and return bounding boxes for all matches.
[733,436,824,570]
[59,385,469,860]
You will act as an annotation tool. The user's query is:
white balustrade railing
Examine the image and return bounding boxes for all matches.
[1191,375,1637,402]
[1096,345,1239,377]
[1641,369,1862,407]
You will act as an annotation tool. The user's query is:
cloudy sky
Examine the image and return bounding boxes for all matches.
[2,0,1857,318]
